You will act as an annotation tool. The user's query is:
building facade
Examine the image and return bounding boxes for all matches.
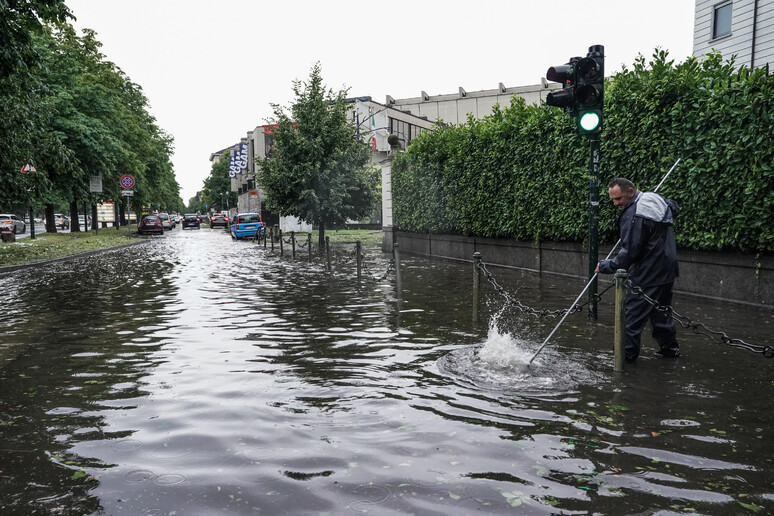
[694,0,774,68]
[386,82,551,126]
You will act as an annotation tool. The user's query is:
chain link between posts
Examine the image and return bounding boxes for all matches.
[625,280,774,358]
[477,259,772,358]
[477,260,613,318]
[361,251,395,281]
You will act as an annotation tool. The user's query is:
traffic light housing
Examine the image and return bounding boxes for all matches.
[544,45,604,137]
[574,45,604,136]
[545,57,580,114]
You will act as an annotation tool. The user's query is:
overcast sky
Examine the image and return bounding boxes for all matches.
[66,1,696,203]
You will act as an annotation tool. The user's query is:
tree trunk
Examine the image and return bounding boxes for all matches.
[317,220,326,249]
[69,200,80,233]
[45,204,55,233]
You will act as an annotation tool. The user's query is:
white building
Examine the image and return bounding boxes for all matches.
[386,82,551,125]
[694,0,774,68]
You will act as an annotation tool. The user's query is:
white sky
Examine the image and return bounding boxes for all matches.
[66,0,696,203]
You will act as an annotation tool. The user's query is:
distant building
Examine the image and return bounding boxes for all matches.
[386,82,551,125]
[693,0,774,68]
[210,83,554,243]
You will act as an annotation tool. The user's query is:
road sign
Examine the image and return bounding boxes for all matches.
[21,164,37,173]
[120,175,135,189]
[90,173,103,193]
[121,190,134,196]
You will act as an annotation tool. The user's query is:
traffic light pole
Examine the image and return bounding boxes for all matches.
[587,137,600,320]
[545,44,604,321]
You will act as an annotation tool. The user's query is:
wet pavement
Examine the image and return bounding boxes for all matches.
[1,227,772,514]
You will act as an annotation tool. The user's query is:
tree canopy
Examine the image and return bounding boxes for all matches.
[259,63,379,246]
[199,153,236,213]
[0,6,181,222]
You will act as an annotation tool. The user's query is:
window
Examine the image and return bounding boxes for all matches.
[712,2,732,39]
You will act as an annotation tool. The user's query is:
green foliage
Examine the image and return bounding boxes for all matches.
[259,63,379,245]
[0,14,181,216]
[393,50,774,252]
[201,154,236,212]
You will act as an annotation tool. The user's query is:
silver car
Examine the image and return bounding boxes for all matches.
[158,212,174,230]
[0,214,26,234]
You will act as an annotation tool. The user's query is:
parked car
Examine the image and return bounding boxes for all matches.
[182,213,200,229]
[229,213,264,239]
[52,213,70,229]
[210,212,229,228]
[158,212,174,230]
[199,213,210,225]
[77,215,91,229]
[138,214,164,235]
[0,214,26,234]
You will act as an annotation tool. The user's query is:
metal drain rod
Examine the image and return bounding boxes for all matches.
[528,157,681,366]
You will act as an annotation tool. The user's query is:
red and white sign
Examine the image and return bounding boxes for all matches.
[21,164,37,173]
[120,175,135,189]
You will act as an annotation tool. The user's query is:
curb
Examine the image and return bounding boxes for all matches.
[0,239,148,273]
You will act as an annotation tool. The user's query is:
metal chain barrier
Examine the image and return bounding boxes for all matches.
[477,261,613,318]
[626,280,774,358]
[361,252,395,281]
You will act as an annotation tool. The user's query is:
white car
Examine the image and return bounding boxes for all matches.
[158,212,174,230]
[0,214,26,234]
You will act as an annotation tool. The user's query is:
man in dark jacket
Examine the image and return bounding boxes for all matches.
[595,178,680,362]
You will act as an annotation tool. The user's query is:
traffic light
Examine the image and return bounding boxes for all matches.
[574,45,604,136]
[545,57,580,114]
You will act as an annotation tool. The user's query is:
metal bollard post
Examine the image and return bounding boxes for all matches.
[308,233,312,261]
[326,236,331,271]
[279,229,284,257]
[356,240,362,280]
[393,243,402,297]
[264,226,268,249]
[270,227,274,251]
[291,231,296,258]
[473,252,482,323]
[614,269,628,371]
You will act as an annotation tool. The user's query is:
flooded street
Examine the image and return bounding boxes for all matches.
[1,228,772,515]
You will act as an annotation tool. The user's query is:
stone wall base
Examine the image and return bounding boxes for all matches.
[383,229,773,309]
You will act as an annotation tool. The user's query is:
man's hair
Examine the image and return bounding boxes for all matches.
[608,178,636,191]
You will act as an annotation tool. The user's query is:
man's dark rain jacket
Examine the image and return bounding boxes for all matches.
[598,191,680,288]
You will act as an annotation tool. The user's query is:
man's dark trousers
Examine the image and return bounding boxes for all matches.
[625,282,678,361]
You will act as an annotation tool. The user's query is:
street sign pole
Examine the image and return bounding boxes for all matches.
[29,206,35,240]
[21,164,38,239]
[119,175,135,235]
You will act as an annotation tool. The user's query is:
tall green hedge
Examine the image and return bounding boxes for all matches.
[392,51,774,252]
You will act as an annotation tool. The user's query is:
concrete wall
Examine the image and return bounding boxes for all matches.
[384,230,774,309]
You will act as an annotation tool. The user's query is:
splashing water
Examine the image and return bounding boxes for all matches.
[437,313,606,394]
[476,319,536,369]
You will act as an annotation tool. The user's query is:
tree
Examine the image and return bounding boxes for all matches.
[259,63,379,247]
[202,153,236,212]
[0,0,72,213]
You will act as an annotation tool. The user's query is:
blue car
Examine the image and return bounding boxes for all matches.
[229,212,265,239]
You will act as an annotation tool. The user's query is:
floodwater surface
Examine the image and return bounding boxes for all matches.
[1,228,772,515]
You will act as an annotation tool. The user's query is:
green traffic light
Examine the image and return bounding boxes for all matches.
[579,111,600,132]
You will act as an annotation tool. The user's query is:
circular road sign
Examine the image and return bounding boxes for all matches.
[120,175,135,189]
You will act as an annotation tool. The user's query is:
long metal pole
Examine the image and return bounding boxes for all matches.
[588,138,601,320]
[528,157,681,365]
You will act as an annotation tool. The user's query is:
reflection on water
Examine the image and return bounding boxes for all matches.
[1,229,772,515]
